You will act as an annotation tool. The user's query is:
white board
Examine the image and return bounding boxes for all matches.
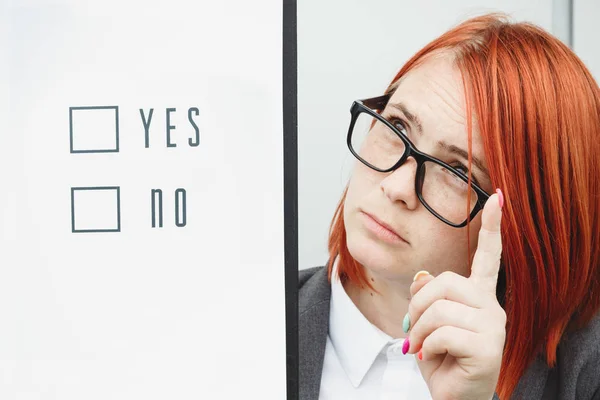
[0,1,287,398]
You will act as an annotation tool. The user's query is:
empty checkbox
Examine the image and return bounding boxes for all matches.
[71,186,121,233]
[69,106,119,153]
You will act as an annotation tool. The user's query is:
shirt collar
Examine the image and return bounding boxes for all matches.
[328,260,398,387]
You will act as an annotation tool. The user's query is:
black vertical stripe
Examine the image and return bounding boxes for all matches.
[283,0,298,398]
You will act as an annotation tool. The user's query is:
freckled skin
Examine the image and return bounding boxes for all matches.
[343,54,494,283]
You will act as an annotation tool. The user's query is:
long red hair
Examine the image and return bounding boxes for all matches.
[327,13,600,398]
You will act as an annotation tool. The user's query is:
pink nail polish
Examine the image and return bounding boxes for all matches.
[496,188,504,209]
[402,337,410,355]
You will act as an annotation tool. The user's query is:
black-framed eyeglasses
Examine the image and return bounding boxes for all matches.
[347,94,490,228]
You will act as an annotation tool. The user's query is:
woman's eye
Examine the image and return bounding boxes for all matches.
[389,118,408,135]
[452,163,470,177]
[451,163,481,186]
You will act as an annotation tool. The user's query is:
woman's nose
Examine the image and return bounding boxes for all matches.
[379,157,419,210]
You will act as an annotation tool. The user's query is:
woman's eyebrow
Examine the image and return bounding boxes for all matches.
[387,101,489,177]
[438,140,489,176]
[386,102,423,134]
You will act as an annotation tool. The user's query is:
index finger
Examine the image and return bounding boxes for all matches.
[469,189,503,295]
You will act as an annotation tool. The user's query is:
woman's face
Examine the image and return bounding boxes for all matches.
[343,54,494,282]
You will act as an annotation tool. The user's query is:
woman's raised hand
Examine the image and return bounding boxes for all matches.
[403,191,506,400]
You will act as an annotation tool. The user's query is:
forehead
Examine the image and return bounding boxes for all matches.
[389,55,465,124]
[386,55,482,151]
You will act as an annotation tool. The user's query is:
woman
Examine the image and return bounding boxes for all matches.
[299,13,600,400]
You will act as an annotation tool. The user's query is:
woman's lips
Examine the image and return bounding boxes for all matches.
[360,211,410,245]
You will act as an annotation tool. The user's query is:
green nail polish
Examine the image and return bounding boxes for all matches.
[402,313,411,333]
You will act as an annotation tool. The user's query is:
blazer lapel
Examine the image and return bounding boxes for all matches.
[299,267,331,400]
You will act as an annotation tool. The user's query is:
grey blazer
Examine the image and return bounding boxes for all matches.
[299,266,600,400]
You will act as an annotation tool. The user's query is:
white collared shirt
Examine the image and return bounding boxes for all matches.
[319,265,432,400]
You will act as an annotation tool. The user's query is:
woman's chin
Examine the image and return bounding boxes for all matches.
[346,232,410,277]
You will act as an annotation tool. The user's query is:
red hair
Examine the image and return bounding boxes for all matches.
[327,13,600,398]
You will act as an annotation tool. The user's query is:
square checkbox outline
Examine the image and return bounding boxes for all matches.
[69,106,120,154]
[71,186,121,233]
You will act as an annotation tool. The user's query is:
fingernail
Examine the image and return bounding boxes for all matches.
[413,270,430,282]
[496,188,504,209]
[402,313,411,333]
[418,350,423,360]
[402,337,410,355]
